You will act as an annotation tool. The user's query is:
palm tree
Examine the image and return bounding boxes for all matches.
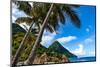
[25,3,81,65]
[12,1,81,66]
[12,2,55,66]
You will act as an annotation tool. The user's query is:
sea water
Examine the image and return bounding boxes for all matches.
[69,56,96,63]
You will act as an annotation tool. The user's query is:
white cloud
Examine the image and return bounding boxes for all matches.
[12,16,16,23]
[84,38,93,44]
[12,3,28,23]
[57,36,77,44]
[12,2,17,8]
[41,35,54,46]
[83,37,95,57]
[72,44,85,56]
[12,3,18,22]
[84,37,95,46]
[29,2,33,7]
[41,33,77,48]
[41,31,56,47]
[72,36,95,57]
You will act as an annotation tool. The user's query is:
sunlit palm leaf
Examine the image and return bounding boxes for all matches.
[15,17,33,25]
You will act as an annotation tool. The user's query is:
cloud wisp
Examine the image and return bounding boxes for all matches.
[57,36,77,44]
[41,30,56,48]
[71,44,85,56]
[71,35,95,57]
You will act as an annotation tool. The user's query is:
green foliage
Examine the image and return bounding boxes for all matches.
[15,17,33,25]
[12,31,36,61]
[12,31,47,62]
[19,43,33,61]
[12,2,81,63]
[14,1,32,16]
[36,45,47,57]
[12,31,73,61]
[12,32,76,61]
[12,23,76,62]
[13,2,81,33]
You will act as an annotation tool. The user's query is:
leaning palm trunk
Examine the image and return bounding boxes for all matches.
[12,22,35,66]
[24,3,54,64]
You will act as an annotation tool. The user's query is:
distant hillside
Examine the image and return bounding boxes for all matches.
[12,23,38,35]
[48,41,77,58]
[12,23,26,34]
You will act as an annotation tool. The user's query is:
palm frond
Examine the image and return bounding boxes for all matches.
[55,5,65,24]
[14,1,32,16]
[63,6,81,28]
[48,11,59,30]
[15,17,33,25]
[46,24,57,33]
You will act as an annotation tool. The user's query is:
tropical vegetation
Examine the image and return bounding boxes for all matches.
[12,1,81,66]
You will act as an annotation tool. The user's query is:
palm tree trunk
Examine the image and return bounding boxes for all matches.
[12,22,35,66]
[25,3,54,64]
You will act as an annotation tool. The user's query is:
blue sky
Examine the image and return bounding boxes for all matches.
[12,3,96,57]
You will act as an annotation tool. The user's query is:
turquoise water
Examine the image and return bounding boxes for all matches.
[69,56,96,62]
